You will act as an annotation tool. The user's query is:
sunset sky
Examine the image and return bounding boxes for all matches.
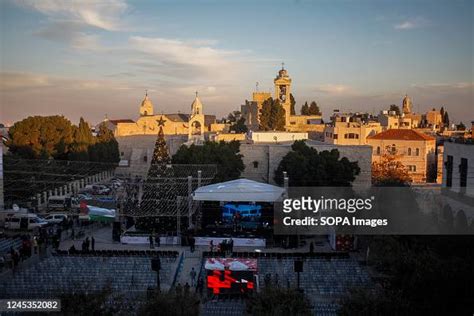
[1,0,472,125]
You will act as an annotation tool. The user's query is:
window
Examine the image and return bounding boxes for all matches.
[333,134,338,140]
[445,155,453,187]
[408,148,412,156]
[253,161,259,168]
[460,158,468,188]
[376,147,381,155]
[120,152,124,156]
[391,144,396,154]
[407,165,417,172]
[143,156,148,162]
[415,148,420,156]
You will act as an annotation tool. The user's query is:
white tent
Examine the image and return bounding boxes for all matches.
[193,179,286,202]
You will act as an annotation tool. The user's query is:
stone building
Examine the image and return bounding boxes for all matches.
[324,113,382,145]
[367,129,436,183]
[239,140,372,189]
[240,66,322,133]
[441,140,474,221]
[108,92,216,138]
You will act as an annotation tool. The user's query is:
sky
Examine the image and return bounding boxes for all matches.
[0,0,472,125]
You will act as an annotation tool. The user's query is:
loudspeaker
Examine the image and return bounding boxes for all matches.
[151,258,161,271]
[294,260,303,273]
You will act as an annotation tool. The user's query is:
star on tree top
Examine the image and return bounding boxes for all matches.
[157,116,167,127]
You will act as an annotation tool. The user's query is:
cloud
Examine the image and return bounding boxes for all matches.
[313,84,354,95]
[127,36,247,81]
[0,72,133,91]
[129,36,237,68]
[0,72,51,90]
[394,17,429,30]
[15,0,127,31]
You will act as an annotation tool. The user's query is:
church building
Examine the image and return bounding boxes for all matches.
[105,92,216,140]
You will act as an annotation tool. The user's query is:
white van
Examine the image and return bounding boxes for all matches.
[48,196,79,211]
[0,205,28,226]
[4,214,48,231]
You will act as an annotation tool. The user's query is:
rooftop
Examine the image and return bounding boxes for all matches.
[367,129,435,141]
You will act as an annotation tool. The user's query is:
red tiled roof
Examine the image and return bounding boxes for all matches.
[367,129,435,141]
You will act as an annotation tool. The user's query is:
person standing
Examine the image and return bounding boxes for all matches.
[85,237,90,252]
[91,236,95,251]
[196,277,204,296]
[32,237,38,254]
[149,234,154,249]
[190,267,197,287]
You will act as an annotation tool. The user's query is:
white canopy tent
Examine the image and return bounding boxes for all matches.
[192,178,286,202]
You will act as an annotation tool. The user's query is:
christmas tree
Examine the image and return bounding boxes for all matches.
[148,116,171,177]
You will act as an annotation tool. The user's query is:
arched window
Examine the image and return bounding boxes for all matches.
[416,148,420,156]
[376,146,381,155]
[408,148,412,156]
[391,144,396,154]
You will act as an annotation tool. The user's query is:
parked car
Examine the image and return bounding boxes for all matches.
[44,214,68,224]
[4,213,48,230]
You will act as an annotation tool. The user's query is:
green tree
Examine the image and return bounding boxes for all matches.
[456,121,466,131]
[308,101,321,115]
[226,110,241,123]
[300,101,309,115]
[259,97,286,131]
[229,117,248,133]
[443,111,450,127]
[389,104,401,116]
[372,150,412,186]
[274,140,360,186]
[69,117,95,161]
[172,140,244,183]
[290,93,296,115]
[89,122,120,163]
[247,287,312,316]
[7,115,75,159]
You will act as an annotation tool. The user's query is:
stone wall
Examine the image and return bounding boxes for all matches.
[240,141,372,189]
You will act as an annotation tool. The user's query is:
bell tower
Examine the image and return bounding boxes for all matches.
[140,90,154,116]
[188,91,205,143]
[274,63,292,127]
